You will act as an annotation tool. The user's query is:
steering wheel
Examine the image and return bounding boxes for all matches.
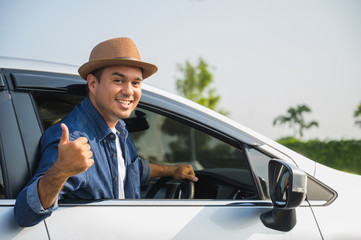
[145,176,195,199]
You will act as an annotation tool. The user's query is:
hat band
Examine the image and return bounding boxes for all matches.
[114,57,140,61]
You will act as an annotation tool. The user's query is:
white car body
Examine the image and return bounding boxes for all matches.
[0,57,360,239]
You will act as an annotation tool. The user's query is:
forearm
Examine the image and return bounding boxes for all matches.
[149,163,198,182]
[149,163,175,178]
[38,162,69,209]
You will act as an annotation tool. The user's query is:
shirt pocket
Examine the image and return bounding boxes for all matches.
[125,156,141,198]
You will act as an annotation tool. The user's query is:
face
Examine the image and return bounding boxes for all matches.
[87,65,143,128]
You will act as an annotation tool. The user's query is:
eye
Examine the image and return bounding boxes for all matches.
[114,79,123,84]
[132,81,141,87]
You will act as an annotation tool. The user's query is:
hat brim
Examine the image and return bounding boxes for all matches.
[78,58,158,80]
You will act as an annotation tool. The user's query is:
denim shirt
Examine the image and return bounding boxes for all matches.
[14,96,150,227]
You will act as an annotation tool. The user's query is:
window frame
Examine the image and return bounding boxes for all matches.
[134,103,265,200]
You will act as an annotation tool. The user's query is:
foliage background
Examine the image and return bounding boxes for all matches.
[277,137,361,175]
[175,59,361,176]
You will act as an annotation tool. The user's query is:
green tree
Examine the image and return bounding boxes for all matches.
[273,104,319,138]
[354,102,361,128]
[176,57,228,115]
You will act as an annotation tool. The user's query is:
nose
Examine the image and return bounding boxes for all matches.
[121,82,134,96]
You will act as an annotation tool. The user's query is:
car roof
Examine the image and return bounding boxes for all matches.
[0,56,79,75]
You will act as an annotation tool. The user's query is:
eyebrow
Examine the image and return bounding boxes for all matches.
[112,72,143,81]
[112,72,125,78]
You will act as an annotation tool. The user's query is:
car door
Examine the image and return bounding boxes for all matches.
[0,70,49,239]
[6,69,322,239]
[42,104,321,240]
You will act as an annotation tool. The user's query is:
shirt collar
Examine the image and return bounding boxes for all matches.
[115,120,128,138]
[80,96,128,141]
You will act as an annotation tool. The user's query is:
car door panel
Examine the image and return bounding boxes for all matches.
[0,201,48,239]
[45,201,321,239]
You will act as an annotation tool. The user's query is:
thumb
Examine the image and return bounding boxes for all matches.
[59,123,69,145]
[185,173,198,182]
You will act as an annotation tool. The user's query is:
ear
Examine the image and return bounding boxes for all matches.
[87,74,97,95]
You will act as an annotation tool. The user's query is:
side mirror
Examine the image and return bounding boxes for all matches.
[123,110,149,133]
[260,159,307,232]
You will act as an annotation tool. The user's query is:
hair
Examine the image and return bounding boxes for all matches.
[90,68,104,83]
[84,68,104,95]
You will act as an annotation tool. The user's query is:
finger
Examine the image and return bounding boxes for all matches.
[59,123,69,145]
[184,165,194,174]
[87,158,95,167]
[187,166,198,182]
[183,166,198,182]
[76,142,90,150]
[185,173,198,182]
[85,149,93,159]
[82,143,91,151]
[75,137,89,145]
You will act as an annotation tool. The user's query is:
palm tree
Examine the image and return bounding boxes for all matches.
[273,104,319,138]
[354,102,361,128]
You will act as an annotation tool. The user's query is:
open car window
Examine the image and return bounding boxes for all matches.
[126,108,259,200]
[32,91,84,130]
[32,90,261,200]
[127,108,249,170]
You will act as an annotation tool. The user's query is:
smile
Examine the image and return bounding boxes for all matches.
[116,99,132,105]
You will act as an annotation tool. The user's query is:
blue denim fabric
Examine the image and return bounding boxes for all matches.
[14,96,150,227]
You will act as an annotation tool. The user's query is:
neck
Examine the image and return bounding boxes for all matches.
[88,94,118,129]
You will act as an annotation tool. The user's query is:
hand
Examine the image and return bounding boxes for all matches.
[171,164,198,182]
[54,123,94,178]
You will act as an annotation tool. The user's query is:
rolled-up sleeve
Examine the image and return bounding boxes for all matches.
[14,178,58,227]
[139,157,151,185]
[27,178,58,214]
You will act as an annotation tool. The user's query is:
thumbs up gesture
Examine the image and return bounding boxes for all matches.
[55,123,94,177]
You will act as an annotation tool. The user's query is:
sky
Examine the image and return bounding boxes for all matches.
[0,0,360,140]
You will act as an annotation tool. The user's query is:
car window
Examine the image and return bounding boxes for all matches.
[128,108,248,170]
[32,91,84,130]
[32,91,250,173]
[247,148,272,199]
[31,91,258,200]
[127,108,258,200]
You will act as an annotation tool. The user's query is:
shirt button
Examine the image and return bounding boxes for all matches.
[103,139,107,143]
[113,153,117,157]
[114,177,118,181]
[110,134,115,139]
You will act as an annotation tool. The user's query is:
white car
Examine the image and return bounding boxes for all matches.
[0,57,360,239]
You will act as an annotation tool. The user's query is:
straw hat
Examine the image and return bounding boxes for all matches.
[78,37,158,80]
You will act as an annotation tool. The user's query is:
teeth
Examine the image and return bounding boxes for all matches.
[117,100,131,105]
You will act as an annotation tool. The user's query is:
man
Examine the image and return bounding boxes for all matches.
[14,37,198,227]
